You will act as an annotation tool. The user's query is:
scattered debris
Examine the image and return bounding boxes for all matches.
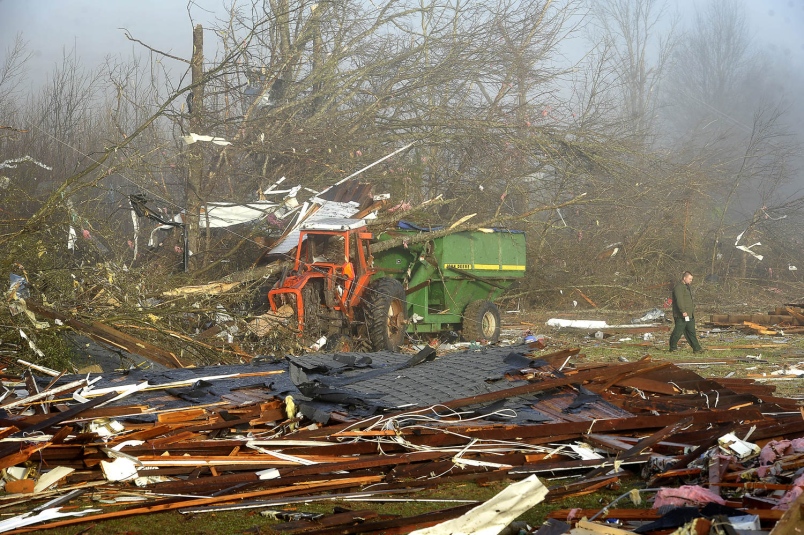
[631,308,665,324]
[0,343,799,533]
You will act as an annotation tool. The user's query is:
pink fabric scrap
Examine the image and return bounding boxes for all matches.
[760,438,804,466]
[653,485,727,509]
[387,202,412,213]
[774,486,803,511]
[566,508,582,522]
[774,473,804,510]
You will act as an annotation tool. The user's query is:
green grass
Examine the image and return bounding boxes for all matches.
[15,477,644,535]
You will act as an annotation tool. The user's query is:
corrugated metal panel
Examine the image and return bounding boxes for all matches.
[269,199,361,254]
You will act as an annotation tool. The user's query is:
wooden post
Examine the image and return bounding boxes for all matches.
[186,24,204,271]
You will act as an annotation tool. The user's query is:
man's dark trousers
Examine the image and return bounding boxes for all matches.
[669,316,702,352]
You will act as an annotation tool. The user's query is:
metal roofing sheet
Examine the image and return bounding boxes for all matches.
[269,199,361,254]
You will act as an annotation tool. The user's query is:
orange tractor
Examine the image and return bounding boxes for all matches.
[267,218,407,351]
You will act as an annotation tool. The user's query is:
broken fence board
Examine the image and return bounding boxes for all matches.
[7,476,383,533]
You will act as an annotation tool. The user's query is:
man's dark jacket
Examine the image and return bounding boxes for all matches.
[672,282,694,319]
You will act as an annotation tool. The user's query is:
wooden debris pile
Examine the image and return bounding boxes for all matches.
[711,303,804,335]
[0,345,801,534]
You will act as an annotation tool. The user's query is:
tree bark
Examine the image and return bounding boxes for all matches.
[186,24,205,271]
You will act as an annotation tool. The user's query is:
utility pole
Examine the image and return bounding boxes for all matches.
[186,24,204,271]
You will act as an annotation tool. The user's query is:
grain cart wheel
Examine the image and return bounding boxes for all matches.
[365,278,407,351]
[300,282,323,340]
[462,300,501,343]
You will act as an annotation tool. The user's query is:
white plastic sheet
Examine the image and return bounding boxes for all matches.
[409,475,547,535]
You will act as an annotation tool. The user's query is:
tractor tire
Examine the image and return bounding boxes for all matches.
[365,278,407,351]
[300,282,323,340]
[462,300,501,343]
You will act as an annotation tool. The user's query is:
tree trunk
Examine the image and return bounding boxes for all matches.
[186,24,205,271]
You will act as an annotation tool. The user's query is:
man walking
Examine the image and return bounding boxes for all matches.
[669,271,703,353]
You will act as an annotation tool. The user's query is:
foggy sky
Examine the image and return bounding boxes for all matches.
[0,0,804,86]
[0,0,221,89]
[1,0,803,99]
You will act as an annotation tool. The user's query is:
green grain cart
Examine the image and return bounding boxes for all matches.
[371,224,526,343]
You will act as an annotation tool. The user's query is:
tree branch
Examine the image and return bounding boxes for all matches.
[121,28,191,64]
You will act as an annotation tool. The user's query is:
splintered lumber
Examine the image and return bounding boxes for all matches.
[24,300,184,368]
[614,377,680,395]
[513,455,653,476]
[575,288,598,308]
[8,476,383,533]
[548,473,625,501]
[176,489,423,516]
[579,417,693,481]
[281,451,448,477]
[650,467,703,480]
[711,313,800,327]
[743,321,778,335]
[0,379,87,410]
[583,434,634,453]
[304,409,763,455]
[783,306,804,325]
[595,362,675,392]
[0,392,118,468]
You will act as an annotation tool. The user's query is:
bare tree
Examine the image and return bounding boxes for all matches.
[0,34,32,120]
[662,0,756,141]
[588,0,677,143]
[659,0,802,279]
[135,0,592,274]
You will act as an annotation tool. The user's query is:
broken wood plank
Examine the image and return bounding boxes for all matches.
[0,379,87,410]
[742,321,778,335]
[579,416,693,481]
[548,473,624,501]
[24,300,184,368]
[764,490,803,535]
[574,288,597,308]
[8,476,384,532]
[583,434,634,453]
[614,377,680,395]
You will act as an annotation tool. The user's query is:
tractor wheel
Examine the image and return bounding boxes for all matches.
[300,282,323,340]
[365,278,407,351]
[462,300,501,343]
